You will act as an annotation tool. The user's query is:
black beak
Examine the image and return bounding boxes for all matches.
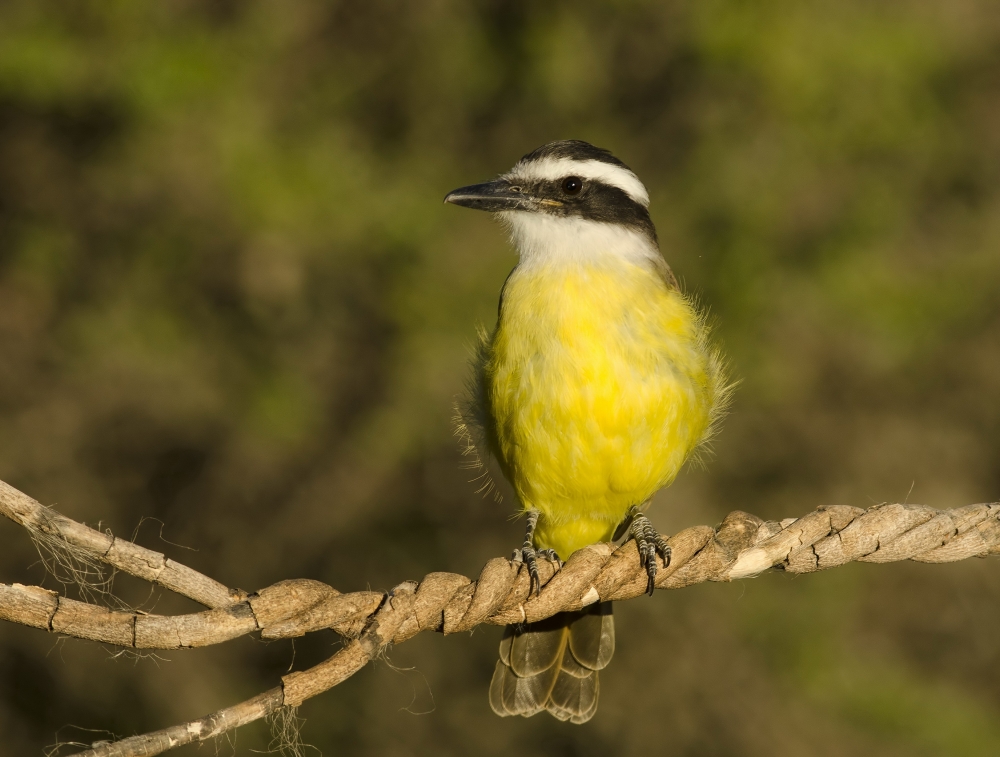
[444,179,532,212]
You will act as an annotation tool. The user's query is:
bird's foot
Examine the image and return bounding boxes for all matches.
[536,548,562,567]
[513,545,561,596]
[627,509,671,596]
[517,509,558,596]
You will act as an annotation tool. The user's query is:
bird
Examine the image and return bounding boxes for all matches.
[445,140,729,724]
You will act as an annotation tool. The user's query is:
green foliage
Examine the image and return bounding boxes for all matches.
[0,2,998,755]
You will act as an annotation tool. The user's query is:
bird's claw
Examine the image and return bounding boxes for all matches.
[628,510,671,596]
[523,545,541,596]
[517,509,561,596]
[536,548,562,566]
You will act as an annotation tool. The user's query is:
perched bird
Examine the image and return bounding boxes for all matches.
[445,140,729,723]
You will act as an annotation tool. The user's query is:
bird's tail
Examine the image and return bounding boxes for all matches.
[489,601,614,724]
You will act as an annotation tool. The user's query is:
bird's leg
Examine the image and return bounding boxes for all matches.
[519,509,543,596]
[624,507,672,596]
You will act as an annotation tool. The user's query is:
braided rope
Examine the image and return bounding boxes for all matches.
[1,478,998,757]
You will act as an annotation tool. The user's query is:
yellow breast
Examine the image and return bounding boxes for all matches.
[479,257,724,558]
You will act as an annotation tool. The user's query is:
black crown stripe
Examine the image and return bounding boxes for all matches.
[518,140,631,172]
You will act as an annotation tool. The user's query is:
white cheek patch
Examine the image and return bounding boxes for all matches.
[506,157,650,207]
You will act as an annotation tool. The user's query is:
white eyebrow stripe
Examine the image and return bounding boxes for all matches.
[506,157,650,207]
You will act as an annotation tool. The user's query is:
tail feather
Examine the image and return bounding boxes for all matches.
[503,613,568,676]
[556,649,594,678]
[490,659,557,716]
[489,602,613,724]
[567,603,615,670]
[547,666,600,723]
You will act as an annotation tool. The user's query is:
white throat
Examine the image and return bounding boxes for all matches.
[501,212,659,266]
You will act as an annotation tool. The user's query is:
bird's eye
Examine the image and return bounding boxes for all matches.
[561,176,583,195]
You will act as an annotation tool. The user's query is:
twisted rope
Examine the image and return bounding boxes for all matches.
[1,478,999,756]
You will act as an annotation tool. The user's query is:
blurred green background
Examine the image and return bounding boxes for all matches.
[1,1,999,755]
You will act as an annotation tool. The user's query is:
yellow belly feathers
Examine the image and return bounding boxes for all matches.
[478,257,723,559]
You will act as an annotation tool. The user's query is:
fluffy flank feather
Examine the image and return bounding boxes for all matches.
[677,290,737,471]
[453,324,503,502]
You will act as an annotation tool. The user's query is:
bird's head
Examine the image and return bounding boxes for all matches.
[445,140,657,262]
